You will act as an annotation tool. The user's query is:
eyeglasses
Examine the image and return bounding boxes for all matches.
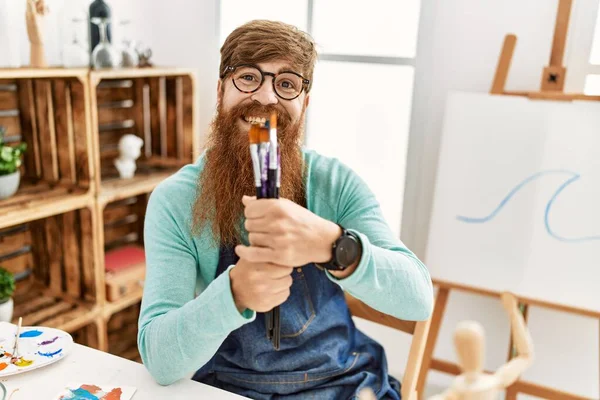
[221,64,310,100]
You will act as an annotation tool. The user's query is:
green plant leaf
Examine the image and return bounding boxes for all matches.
[0,268,15,301]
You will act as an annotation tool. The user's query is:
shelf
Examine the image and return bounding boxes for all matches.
[0,67,88,80]
[0,182,92,229]
[90,67,196,82]
[98,167,178,207]
[103,287,143,318]
[0,67,194,81]
[12,284,97,333]
[120,346,142,363]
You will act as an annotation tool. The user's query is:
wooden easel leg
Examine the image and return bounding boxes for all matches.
[490,34,517,95]
[505,302,529,400]
[416,287,450,399]
[540,0,572,91]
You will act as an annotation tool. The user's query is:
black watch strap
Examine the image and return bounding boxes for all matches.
[319,226,360,271]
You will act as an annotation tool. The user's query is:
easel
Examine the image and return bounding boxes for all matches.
[490,0,600,101]
[417,1,600,398]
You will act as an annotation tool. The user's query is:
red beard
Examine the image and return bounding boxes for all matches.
[192,101,307,245]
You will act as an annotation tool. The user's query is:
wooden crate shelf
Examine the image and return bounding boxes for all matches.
[0,66,197,359]
[0,183,91,229]
[0,67,88,80]
[99,195,148,319]
[107,302,141,363]
[12,284,96,333]
[0,71,94,229]
[70,319,105,349]
[0,206,100,335]
[89,68,198,186]
[91,67,196,80]
[103,286,143,319]
[99,164,179,206]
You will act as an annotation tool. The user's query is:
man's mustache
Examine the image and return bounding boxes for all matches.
[228,102,293,128]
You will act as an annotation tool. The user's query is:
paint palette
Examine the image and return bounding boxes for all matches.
[0,321,73,377]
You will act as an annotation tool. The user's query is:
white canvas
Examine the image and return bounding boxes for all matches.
[426,91,600,312]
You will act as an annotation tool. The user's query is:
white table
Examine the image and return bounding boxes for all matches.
[3,343,247,399]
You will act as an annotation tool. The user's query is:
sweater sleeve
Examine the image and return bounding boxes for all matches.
[325,166,434,321]
[137,181,255,386]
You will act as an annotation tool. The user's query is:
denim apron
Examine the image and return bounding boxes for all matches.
[192,245,401,399]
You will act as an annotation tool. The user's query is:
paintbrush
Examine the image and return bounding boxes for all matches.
[11,317,22,361]
[276,147,280,199]
[268,113,281,350]
[248,123,262,198]
[267,112,278,199]
[273,147,281,349]
[258,126,270,199]
[256,123,274,339]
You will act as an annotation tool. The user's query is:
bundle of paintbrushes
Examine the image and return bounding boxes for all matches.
[248,112,281,349]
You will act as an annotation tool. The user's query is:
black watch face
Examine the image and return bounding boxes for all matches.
[335,236,359,267]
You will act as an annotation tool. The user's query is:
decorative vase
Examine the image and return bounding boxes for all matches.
[91,17,121,69]
[89,0,112,59]
[0,172,20,200]
[0,298,13,323]
[121,40,139,68]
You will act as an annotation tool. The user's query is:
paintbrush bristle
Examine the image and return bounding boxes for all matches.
[270,112,277,129]
[248,124,259,144]
[259,127,269,143]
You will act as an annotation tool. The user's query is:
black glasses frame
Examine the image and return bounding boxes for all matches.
[221,64,310,100]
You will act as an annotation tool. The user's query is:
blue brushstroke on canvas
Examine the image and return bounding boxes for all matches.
[456,170,600,243]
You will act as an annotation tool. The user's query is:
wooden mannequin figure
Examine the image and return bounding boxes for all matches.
[428,292,534,400]
[26,0,48,67]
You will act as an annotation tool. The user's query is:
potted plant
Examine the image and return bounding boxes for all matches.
[0,268,15,322]
[0,126,26,200]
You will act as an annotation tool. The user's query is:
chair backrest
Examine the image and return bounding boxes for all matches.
[344,293,431,400]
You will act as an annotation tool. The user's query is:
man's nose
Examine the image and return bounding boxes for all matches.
[250,77,278,106]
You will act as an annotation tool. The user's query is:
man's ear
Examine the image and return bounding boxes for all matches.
[304,94,310,108]
[217,79,223,103]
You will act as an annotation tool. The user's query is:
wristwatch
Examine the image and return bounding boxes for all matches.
[319,226,361,271]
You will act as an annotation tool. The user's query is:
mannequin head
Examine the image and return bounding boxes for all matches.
[454,320,485,379]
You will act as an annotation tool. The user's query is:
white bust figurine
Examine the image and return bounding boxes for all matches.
[428,292,534,400]
[114,134,143,179]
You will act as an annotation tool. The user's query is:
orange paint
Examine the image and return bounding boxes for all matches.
[80,384,102,392]
[0,363,7,371]
[103,388,123,400]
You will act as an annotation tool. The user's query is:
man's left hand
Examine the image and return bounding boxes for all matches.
[235,196,341,267]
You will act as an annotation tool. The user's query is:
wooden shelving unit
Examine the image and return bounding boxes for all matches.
[0,66,198,362]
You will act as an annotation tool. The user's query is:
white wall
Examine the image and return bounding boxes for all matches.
[404,0,599,397]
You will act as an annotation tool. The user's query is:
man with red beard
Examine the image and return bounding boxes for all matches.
[138,20,433,399]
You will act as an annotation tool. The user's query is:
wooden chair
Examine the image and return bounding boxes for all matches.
[345,293,432,400]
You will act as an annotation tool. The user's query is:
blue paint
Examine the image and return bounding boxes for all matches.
[456,169,600,243]
[19,330,43,338]
[68,388,99,400]
[38,348,62,358]
[544,174,600,242]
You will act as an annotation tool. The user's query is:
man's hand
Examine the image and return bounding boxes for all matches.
[235,196,342,267]
[229,257,293,313]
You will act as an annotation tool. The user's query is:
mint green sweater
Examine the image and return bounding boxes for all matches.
[138,149,434,386]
